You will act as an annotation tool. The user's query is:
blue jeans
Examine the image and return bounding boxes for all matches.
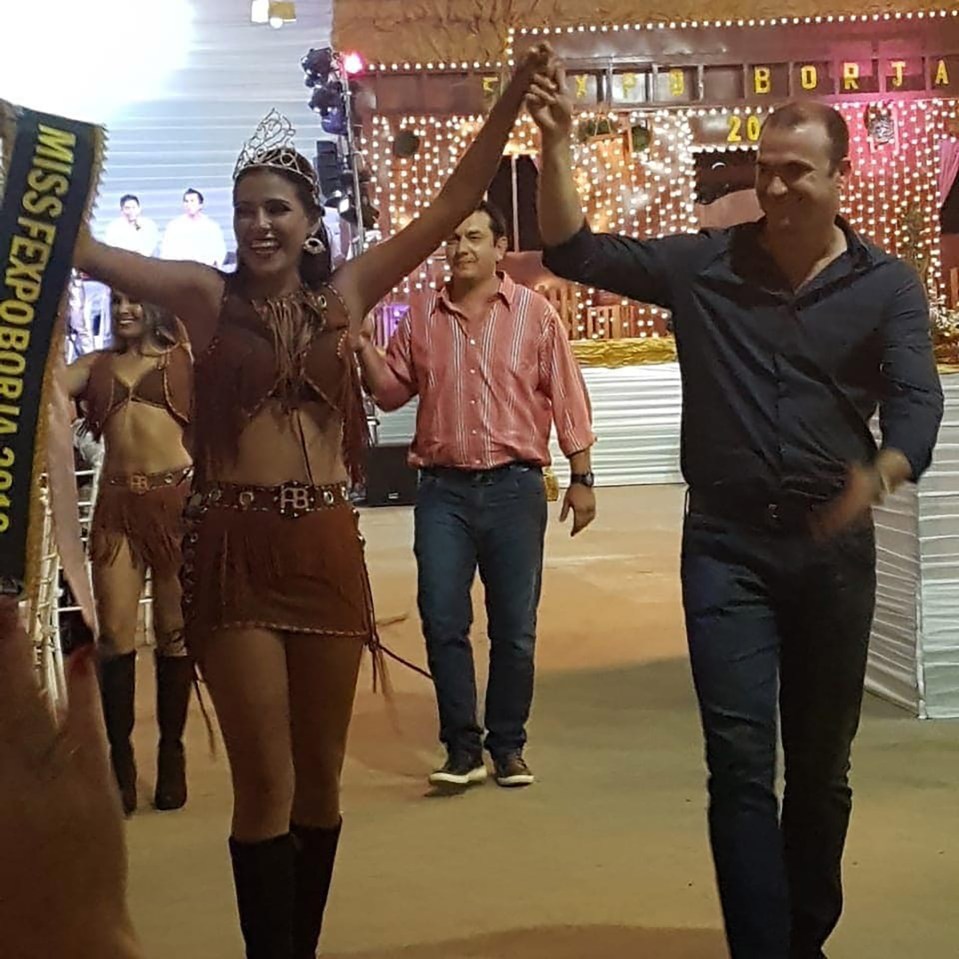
[681,504,876,959]
[414,464,547,760]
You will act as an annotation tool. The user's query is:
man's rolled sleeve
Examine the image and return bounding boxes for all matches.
[541,308,596,457]
[879,263,944,480]
[371,314,418,412]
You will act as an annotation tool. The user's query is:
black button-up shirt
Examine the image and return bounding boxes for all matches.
[544,219,943,502]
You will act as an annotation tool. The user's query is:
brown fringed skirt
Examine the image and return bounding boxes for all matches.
[181,481,375,655]
[90,467,192,577]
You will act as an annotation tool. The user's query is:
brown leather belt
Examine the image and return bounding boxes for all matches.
[104,466,192,495]
[188,481,349,520]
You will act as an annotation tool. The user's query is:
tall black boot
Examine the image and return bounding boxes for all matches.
[229,834,296,959]
[154,652,193,810]
[99,650,137,816]
[291,820,342,959]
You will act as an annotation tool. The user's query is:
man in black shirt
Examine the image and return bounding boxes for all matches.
[529,66,942,959]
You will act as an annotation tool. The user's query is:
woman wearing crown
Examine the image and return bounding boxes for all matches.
[74,45,552,959]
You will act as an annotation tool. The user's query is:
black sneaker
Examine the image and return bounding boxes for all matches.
[428,753,487,787]
[493,753,535,787]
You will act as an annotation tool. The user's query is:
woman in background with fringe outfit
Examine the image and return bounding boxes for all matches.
[65,291,194,816]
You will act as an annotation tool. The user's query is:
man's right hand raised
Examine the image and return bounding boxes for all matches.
[526,60,573,143]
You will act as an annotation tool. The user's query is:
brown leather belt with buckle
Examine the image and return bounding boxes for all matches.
[189,481,348,520]
[104,466,193,495]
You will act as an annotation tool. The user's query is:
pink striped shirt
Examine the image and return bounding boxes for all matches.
[372,273,595,469]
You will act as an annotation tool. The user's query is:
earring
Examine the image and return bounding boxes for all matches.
[303,236,326,256]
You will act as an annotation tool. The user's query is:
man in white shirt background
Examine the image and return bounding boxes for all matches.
[104,194,160,256]
[160,187,227,267]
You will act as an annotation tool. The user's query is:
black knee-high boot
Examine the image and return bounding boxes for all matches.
[99,650,138,816]
[229,834,296,959]
[154,652,193,810]
[291,820,342,959]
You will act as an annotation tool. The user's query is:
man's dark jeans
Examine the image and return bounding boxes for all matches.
[414,464,547,760]
[681,501,876,959]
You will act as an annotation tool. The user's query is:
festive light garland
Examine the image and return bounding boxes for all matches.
[367,95,953,342]
[367,112,694,339]
[364,9,959,72]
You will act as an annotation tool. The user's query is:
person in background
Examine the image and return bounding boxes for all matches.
[64,292,194,817]
[530,61,942,959]
[66,271,97,359]
[105,194,160,257]
[161,187,228,267]
[357,199,596,790]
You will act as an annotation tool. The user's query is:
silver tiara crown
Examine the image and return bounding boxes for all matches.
[233,109,320,202]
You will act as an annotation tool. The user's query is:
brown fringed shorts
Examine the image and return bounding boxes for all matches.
[181,481,375,656]
[90,467,192,577]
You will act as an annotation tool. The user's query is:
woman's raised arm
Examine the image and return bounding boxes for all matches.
[331,44,552,332]
[75,232,224,352]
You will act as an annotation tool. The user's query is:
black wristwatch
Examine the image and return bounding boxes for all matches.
[570,471,595,488]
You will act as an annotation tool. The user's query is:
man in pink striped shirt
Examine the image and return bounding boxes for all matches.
[357,201,596,789]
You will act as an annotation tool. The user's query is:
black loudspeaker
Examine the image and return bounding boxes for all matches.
[364,443,418,507]
[315,140,343,200]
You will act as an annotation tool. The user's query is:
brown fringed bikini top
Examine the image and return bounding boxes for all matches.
[82,345,193,440]
[192,278,368,482]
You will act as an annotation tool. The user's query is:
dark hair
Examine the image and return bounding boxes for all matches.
[119,193,139,207]
[233,150,332,291]
[183,188,204,204]
[475,199,508,242]
[761,102,850,173]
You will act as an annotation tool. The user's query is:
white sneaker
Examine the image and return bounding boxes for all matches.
[428,754,488,787]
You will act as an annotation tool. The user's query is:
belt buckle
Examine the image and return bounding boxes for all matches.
[274,481,315,519]
[128,473,149,495]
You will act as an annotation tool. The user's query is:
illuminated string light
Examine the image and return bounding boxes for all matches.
[366,99,949,340]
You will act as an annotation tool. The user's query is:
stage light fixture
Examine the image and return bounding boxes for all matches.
[302,47,334,81]
[320,106,348,136]
[309,81,344,113]
[343,52,365,76]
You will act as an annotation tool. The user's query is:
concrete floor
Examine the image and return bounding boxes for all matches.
[125,486,958,959]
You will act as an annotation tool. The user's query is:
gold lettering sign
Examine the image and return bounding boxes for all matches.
[935,59,950,86]
[801,65,818,90]
[564,73,599,105]
[727,114,763,143]
[668,69,685,96]
[890,60,906,88]
[842,62,860,91]
[754,66,771,95]
[611,71,647,104]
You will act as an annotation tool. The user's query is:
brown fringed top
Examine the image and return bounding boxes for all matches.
[193,279,368,482]
[82,345,193,441]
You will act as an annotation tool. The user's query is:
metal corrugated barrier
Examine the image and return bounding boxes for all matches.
[866,373,959,718]
[375,362,685,487]
[378,361,959,718]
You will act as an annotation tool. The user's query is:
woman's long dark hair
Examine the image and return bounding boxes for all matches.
[233,150,332,291]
